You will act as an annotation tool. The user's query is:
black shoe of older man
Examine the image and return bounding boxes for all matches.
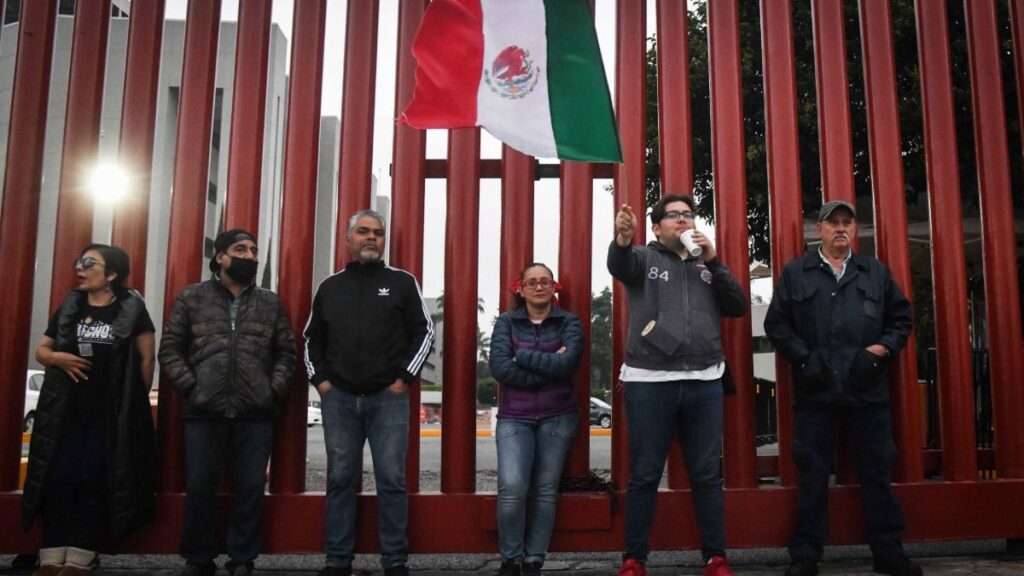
[873,554,923,576]
[784,557,818,576]
[383,565,409,576]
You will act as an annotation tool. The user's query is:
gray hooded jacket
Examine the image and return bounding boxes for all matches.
[607,240,747,373]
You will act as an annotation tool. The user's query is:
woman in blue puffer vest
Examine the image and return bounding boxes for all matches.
[488,263,584,576]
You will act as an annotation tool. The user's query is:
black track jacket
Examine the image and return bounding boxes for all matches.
[304,260,435,395]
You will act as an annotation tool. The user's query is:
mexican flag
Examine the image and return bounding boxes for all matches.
[399,0,623,163]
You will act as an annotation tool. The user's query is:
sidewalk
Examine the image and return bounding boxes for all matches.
[4,541,1023,575]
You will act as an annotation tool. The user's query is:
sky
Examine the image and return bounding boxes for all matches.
[163,0,771,327]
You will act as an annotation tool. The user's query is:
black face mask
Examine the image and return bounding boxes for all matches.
[223,257,258,285]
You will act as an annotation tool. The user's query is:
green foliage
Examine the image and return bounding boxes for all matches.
[644,0,1023,267]
[589,287,613,395]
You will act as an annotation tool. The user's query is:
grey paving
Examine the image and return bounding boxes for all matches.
[4,540,1023,575]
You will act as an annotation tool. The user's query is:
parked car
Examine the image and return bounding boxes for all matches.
[590,396,612,429]
[307,387,322,427]
[23,369,44,432]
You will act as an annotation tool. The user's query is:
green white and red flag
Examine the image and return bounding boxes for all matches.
[399,0,622,163]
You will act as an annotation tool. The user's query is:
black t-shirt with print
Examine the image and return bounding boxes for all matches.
[45,299,155,422]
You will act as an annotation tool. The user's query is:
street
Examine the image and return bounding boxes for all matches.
[303,425,613,492]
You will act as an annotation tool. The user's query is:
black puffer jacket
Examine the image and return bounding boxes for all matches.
[159,278,296,419]
[22,290,156,540]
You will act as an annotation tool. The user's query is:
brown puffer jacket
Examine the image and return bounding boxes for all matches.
[159,278,296,419]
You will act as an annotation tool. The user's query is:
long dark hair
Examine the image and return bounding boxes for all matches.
[81,243,131,292]
[513,262,555,309]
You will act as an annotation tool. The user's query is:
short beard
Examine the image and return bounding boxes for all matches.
[359,247,381,263]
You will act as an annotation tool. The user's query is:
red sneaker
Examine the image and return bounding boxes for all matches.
[618,558,647,576]
[704,556,735,576]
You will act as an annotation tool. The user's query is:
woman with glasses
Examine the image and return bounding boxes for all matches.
[488,263,584,576]
[22,244,156,576]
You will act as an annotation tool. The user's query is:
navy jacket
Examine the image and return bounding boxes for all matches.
[763,251,913,406]
[489,305,583,420]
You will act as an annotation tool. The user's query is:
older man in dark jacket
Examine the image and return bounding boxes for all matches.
[159,229,296,576]
[764,200,918,576]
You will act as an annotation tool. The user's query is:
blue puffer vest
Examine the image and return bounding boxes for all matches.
[489,305,584,420]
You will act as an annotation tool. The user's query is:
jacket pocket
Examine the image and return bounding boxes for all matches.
[794,350,829,391]
[640,318,683,356]
[849,348,886,393]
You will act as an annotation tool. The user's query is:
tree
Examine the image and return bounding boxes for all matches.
[644,1,1022,267]
[590,287,613,399]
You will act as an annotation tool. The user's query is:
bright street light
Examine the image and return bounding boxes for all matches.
[88,162,129,204]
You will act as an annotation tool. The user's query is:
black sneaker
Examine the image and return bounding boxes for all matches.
[521,561,542,576]
[498,559,521,576]
[873,554,923,576]
[226,559,254,576]
[383,566,410,576]
[317,567,353,576]
[784,557,818,576]
[177,562,217,576]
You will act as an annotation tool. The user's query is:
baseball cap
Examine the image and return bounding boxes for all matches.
[817,200,856,222]
[209,229,256,271]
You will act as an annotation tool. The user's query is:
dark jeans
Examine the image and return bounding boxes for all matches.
[789,403,906,561]
[321,386,409,570]
[181,419,274,565]
[42,420,107,550]
[623,380,725,562]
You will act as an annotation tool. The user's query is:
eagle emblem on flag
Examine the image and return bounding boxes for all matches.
[483,45,539,99]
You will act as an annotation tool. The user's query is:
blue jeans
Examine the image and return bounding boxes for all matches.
[321,386,409,569]
[495,412,578,564]
[181,419,274,564]
[789,403,906,561]
[624,380,725,562]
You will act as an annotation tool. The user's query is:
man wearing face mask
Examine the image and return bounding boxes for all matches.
[305,210,434,576]
[159,229,297,576]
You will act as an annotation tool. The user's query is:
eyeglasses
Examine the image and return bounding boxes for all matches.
[74,256,105,271]
[523,278,553,289]
[663,210,695,221]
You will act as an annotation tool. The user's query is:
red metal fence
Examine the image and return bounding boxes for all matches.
[1,0,1023,554]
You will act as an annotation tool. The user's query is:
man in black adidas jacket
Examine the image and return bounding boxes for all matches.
[305,209,434,576]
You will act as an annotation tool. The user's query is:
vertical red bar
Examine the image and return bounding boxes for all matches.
[269,0,327,495]
[657,0,692,491]
[334,0,379,270]
[759,0,803,487]
[857,0,923,483]
[499,148,534,312]
[441,128,480,494]
[0,0,58,492]
[391,0,428,494]
[963,0,1024,479]
[810,0,855,204]
[560,162,593,476]
[911,0,977,482]
[811,0,857,485]
[708,0,757,489]
[611,0,647,490]
[224,0,272,232]
[656,0,692,195]
[157,0,222,493]
[112,0,166,294]
[48,0,112,313]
